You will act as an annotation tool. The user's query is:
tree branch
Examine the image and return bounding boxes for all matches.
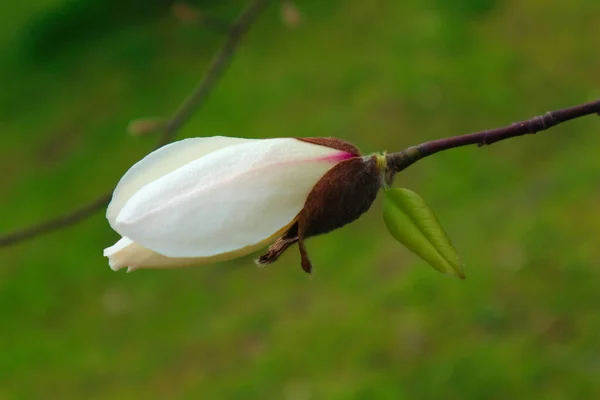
[386,99,600,174]
[159,0,270,147]
[0,0,270,248]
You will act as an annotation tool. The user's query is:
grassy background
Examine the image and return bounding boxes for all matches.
[2,0,600,398]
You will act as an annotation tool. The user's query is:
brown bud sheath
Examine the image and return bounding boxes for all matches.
[258,137,383,273]
[297,137,361,156]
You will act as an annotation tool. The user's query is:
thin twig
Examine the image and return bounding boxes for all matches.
[387,99,600,173]
[159,0,270,147]
[0,0,270,248]
[0,194,112,247]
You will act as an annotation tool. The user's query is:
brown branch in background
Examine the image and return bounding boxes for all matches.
[387,99,600,174]
[0,0,270,248]
[0,194,113,247]
[159,0,270,147]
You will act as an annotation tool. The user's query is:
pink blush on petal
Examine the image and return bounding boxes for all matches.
[319,151,356,163]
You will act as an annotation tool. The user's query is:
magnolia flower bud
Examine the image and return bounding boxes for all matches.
[104,136,384,273]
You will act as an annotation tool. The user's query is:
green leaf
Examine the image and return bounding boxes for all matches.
[383,188,465,279]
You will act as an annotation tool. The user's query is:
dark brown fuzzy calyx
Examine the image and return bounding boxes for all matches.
[297,137,361,157]
[258,155,382,273]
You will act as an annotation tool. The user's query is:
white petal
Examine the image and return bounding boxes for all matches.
[107,136,254,230]
[114,138,351,257]
[104,237,205,271]
[104,222,295,271]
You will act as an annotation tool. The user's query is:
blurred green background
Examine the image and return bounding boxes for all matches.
[2,0,600,398]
